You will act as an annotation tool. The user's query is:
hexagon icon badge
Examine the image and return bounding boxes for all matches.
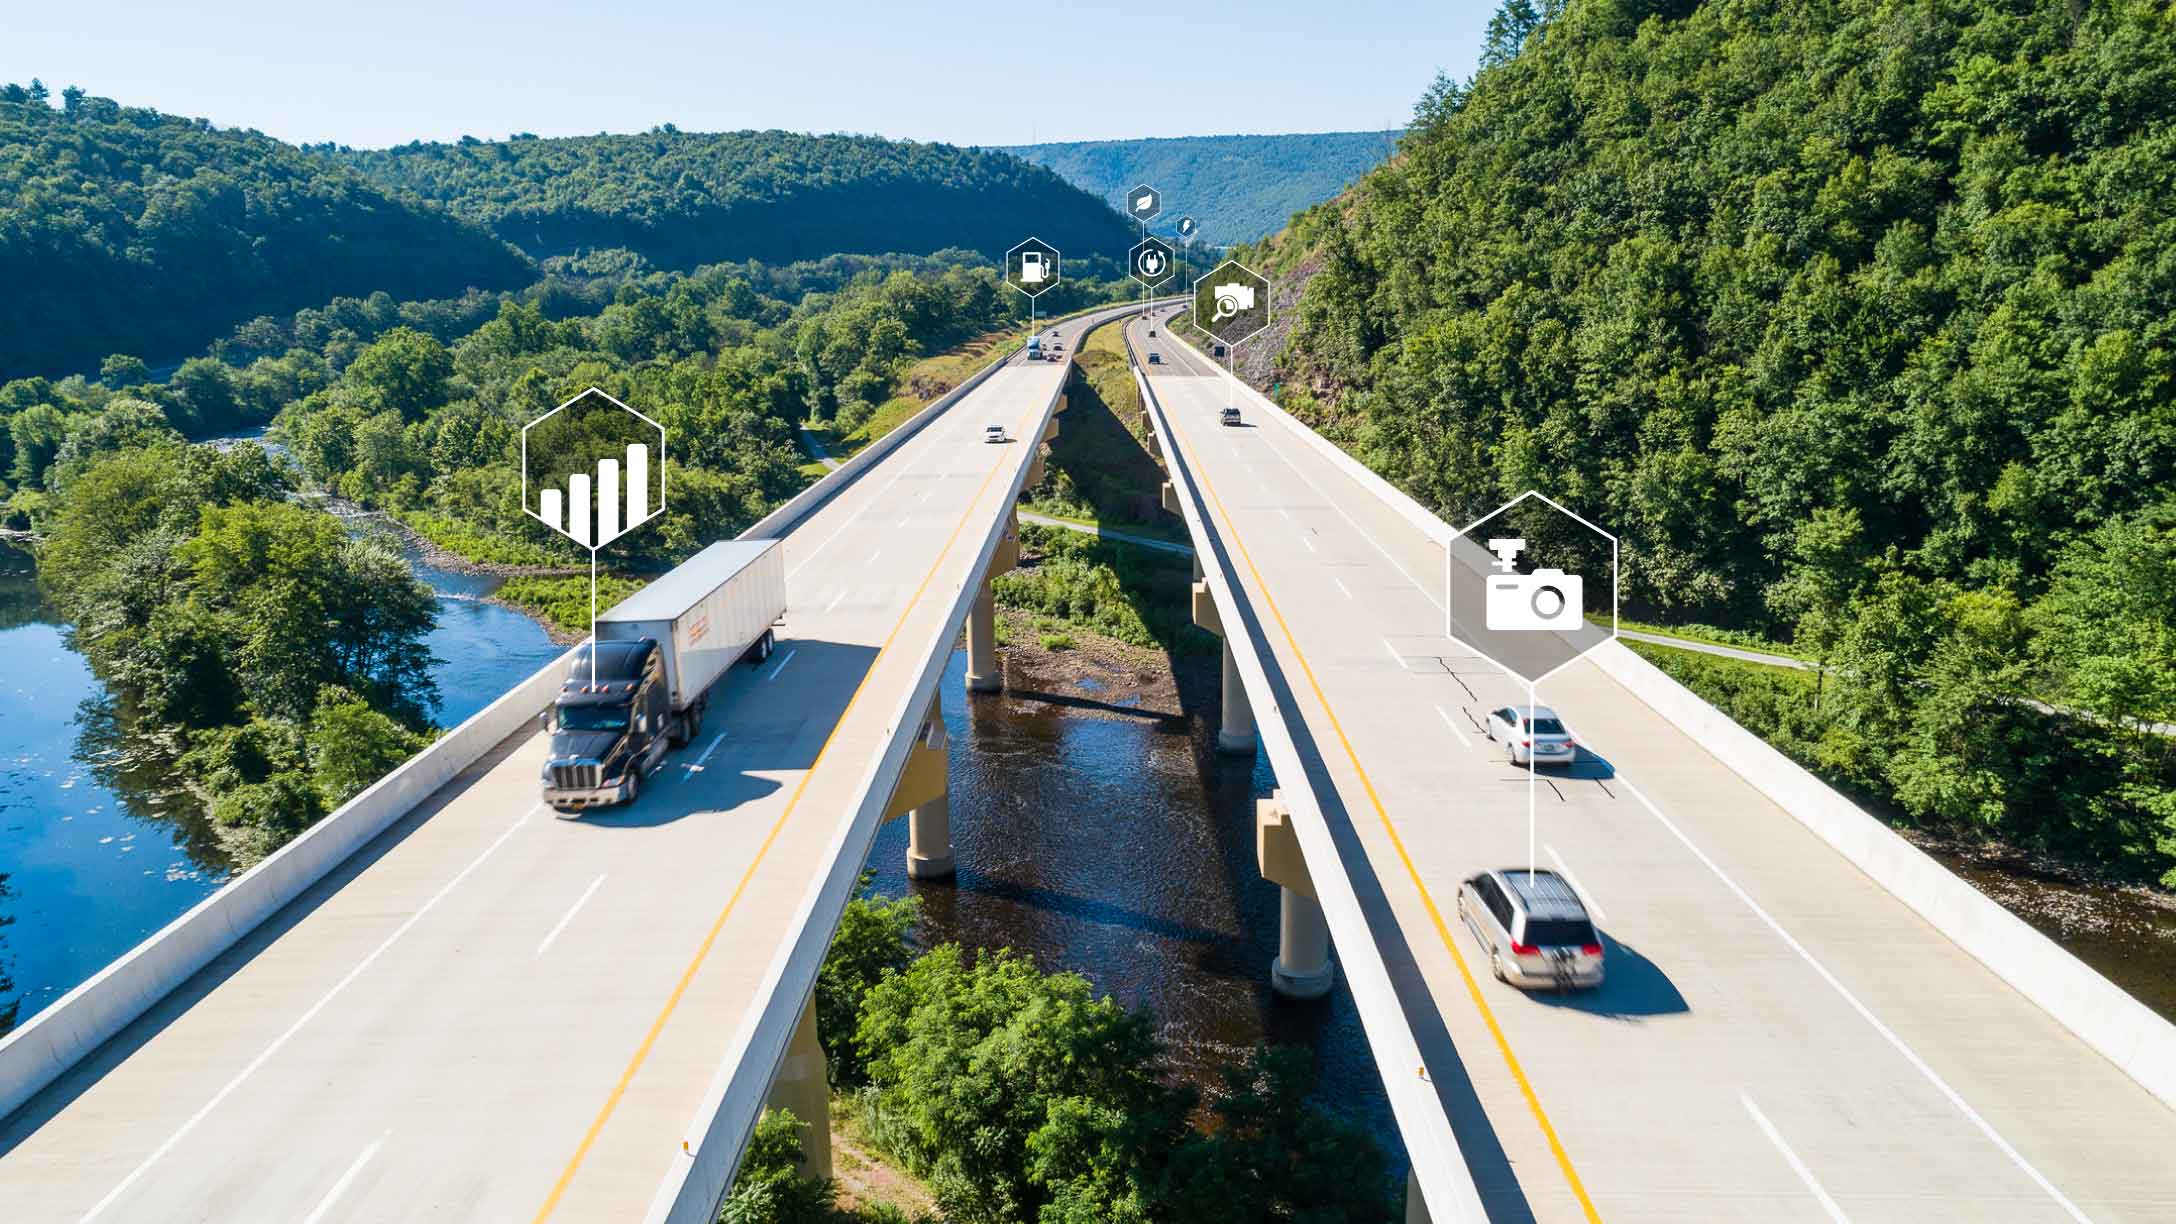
[1129,236,1176,288]
[1005,237,1062,298]
[1445,490,1618,686]
[522,388,667,552]
[1125,183,1162,224]
[1193,260,1271,349]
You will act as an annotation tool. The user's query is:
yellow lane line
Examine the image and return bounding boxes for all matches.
[532,420,1019,1221]
[1164,398,1604,1223]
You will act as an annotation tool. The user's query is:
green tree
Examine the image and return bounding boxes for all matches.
[717,1109,837,1224]
[308,688,433,808]
[98,354,149,389]
[7,403,66,486]
[1161,1046,1398,1224]
[345,327,454,421]
[817,886,922,1087]
[855,946,1181,1223]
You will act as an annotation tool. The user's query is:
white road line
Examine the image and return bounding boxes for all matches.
[824,588,848,614]
[694,730,728,768]
[1740,1092,1851,1223]
[1209,368,2090,1218]
[298,1133,387,1224]
[765,649,798,682]
[534,874,606,959]
[1434,703,1473,748]
[80,807,538,1223]
[1542,843,1607,922]
[1296,532,1317,553]
[1253,415,1443,609]
[1381,637,1404,670]
[1614,776,2089,1223]
[1331,575,1354,600]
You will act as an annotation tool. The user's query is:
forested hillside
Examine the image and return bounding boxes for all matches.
[0,83,533,381]
[335,131,1136,268]
[1000,131,1398,245]
[1268,0,2176,883]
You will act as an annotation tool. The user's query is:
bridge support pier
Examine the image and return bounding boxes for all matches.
[888,693,955,879]
[766,996,833,1179]
[1405,1169,1431,1223]
[965,511,1021,694]
[1191,578,1256,755]
[1218,642,1257,755]
[1258,792,1335,1000]
[965,581,1000,692]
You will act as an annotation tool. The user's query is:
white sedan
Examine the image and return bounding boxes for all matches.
[1484,704,1578,767]
[983,425,1007,444]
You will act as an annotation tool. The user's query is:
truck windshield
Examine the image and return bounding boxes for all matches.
[555,705,629,732]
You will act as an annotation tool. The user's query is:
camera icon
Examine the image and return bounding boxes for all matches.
[1483,538,1584,632]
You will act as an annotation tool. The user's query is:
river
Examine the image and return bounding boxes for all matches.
[866,647,1399,1154]
[0,528,563,1027]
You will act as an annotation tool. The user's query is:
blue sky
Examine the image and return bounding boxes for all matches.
[9,1,1489,148]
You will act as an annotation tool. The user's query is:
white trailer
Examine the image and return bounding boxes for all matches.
[595,538,785,720]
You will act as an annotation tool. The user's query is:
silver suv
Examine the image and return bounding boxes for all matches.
[1457,868,1604,989]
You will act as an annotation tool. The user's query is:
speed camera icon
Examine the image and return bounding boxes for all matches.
[1193,260,1270,348]
[1446,491,1619,685]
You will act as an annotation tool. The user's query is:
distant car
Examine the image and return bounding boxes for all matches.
[984,425,1007,444]
[1484,704,1576,767]
[1457,868,1604,989]
[1148,328,1157,337]
[1220,407,1242,426]
[1148,352,1162,364]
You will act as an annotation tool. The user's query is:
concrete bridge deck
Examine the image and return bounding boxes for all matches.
[1134,308,2176,1223]
[0,317,1087,1222]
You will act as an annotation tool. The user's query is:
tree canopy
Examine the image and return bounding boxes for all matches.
[335,130,1137,270]
[1269,0,2176,882]
[0,84,533,380]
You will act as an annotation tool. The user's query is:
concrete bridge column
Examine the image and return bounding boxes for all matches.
[965,582,1000,693]
[1405,1169,1431,1224]
[1191,577,1256,755]
[965,511,1022,694]
[887,693,955,879]
[1218,642,1257,755]
[1257,792,1335,1000]
[765,995,833,1179]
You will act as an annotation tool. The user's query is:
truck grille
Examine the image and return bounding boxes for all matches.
[552,763,600,790]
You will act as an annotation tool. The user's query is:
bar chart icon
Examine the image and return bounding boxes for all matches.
[521,388,666,553]
[536,442,651,547]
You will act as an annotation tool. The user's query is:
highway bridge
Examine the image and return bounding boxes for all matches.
[2,298,2173,1223]
[1130,306,2176,1222]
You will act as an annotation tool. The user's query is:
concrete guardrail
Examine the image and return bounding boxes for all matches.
[646,305,1157,1223]
[0,641,581,1122]
[1164,320,2176,1116]
[0,300,1148,1127]
[1131,326,1491,1223]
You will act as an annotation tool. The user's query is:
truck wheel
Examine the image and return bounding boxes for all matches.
[758,629,775,661]
[625,768,642,804]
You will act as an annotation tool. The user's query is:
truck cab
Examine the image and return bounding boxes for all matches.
[541,639,671,812]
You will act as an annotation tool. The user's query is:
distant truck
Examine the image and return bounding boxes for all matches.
[1025,336,1044,361]
[540,539,785,812]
